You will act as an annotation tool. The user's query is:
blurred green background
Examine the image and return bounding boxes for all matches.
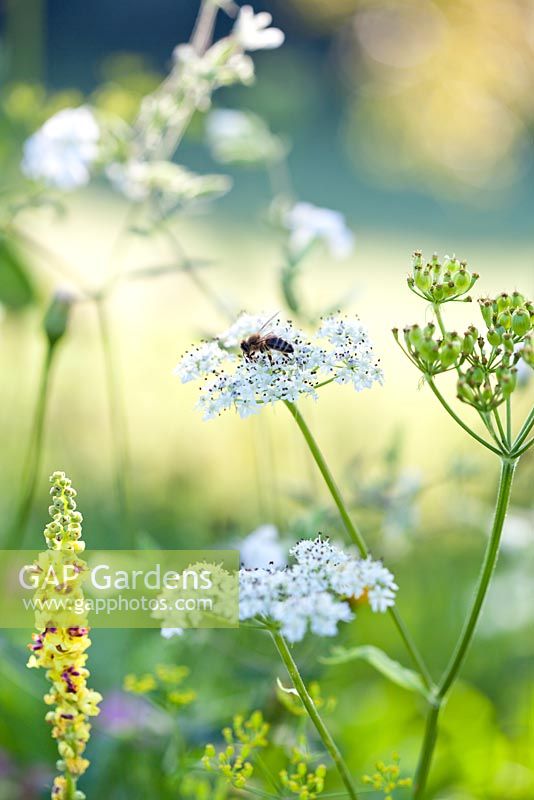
[0,1,533,798]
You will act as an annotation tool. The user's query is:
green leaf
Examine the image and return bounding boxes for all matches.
[0,236,36,310]
[321,645,433,700]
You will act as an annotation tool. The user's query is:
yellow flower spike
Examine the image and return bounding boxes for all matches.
[27,472,101,800]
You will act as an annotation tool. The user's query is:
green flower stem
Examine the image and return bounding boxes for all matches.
[492,408,508,450]
[95,297,134,547]
[512,405,534,453]
[271,630,359,800]
[513,437,534,458]
[191,0,219,54]
[5,342,56,549]
[284,401,434,692]
[506,397,512,445]
[426,377,502,456]
[414,457,517,798]
[65,771,77,800]
[431,304,508,450]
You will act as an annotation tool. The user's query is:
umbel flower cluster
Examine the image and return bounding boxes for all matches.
[395,253,533,411]
[408,250,479,304]
[21,5,285,207]
[175,313,383,419]
[27,472,101,800]
[239,536,398,643]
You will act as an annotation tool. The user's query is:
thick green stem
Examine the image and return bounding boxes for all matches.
[414,457,517,798]
[95,299,134,547]
[284,401,434,692]
[5,342,56,548]
[271,631,359,800]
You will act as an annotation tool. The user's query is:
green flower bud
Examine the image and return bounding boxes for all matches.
[511,291,525,308]
[439,340,461,368]
[419,336,439,363]
[432,284,445,302]
[497,310,512,330]
[487,328,501,346]
[467,365,485,387]
[480,379,493,405]
[496,293,510,313]
[462,332,476,355]
[444,256,461,274]
[457,378,476,404]
[512,308,531,337]
[442,281,457,300]
[502,332,514,353]
[453,268,471,294]
[497,367,517,398]
[423,323,436,337]
[479,299,494,328]
[407,324,424,349]
[43,289,75,348]
[414,268,432,293]
[412,250,423,271]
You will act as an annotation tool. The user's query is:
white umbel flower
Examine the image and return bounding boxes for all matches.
[239,535,398,642]
[175,312,383,420]
[233,6,285,51]
[285,202,354,260]
[240,524,286,569]
[21,107,100,190]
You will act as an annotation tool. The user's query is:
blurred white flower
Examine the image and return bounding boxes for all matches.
[285,202,355,260]
[206,108,285,165]
[240,524,286,568]
[175,312,383,420]
[173,41,254,111]
[21,107,100,190]
[107,160,231,206]
[161,627,184,639]
[239,535,397,642]
[233,6,285,51]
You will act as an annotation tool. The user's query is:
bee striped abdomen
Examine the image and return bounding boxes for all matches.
[265,336,294,354]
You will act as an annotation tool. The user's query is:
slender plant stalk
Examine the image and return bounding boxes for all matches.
[5,342,56,548]
[414,457,517,798]
[512,405,534,453]
[65,772,77,800]
[271,630,359,800]
[95,298,134,547]
[284,400,434,692]
[426,377,501,456]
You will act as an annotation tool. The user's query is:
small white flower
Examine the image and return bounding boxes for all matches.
[233,6,285,51]
[238,535,398,642]
[173,341,229,383]
[240,524,286,569]
[161,627,184,639]
[176,312,383,420]
[21,107,100,190]
[173,41,254,111]
[206,109,285,165]
[285,202,354,260]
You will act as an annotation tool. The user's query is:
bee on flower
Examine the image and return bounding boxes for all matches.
[174,312,383,419]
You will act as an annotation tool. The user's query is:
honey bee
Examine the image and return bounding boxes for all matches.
[240,313,294,362]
